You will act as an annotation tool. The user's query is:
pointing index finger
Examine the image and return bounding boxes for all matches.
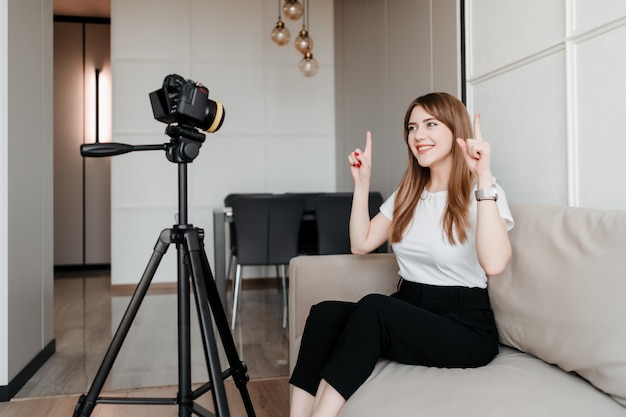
[364,130,372,157]
[473,114,484,141]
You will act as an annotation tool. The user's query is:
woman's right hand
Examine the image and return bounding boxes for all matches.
[348,131,390,254]
[348,131,373,184]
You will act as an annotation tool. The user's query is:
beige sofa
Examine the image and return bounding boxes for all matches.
[288,204,626,416]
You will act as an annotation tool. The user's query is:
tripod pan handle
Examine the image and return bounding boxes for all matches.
[81,142,166,157]
[81,142,135,157]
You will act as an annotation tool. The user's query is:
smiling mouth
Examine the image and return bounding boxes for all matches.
[417,145,433,153]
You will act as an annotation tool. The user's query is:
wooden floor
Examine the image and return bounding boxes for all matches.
[0,376,289,417]
[2,268,291,415]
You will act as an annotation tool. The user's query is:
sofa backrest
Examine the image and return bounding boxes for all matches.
[488,203,626,407]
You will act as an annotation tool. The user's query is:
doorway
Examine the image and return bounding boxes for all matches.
[53,16,111,268]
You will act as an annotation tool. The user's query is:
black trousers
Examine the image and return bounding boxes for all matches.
[289,279,499,400]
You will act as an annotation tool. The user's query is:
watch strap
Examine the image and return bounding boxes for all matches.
[475,185,498,201]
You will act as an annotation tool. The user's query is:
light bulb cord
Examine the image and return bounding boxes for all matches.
[305,0,309,30]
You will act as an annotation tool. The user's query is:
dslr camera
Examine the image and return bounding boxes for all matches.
[149,74,225,138]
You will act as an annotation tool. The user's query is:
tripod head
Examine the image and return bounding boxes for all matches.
[80,123,205,164]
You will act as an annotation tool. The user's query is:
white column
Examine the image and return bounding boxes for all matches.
[0,0,54,397]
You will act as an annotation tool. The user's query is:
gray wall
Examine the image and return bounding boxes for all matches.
[0,0,54,389]
[334,0,461,197]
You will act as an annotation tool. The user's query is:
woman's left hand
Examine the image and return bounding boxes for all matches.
[456,114,492,180]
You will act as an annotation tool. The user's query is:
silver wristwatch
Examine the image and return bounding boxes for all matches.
[475,184,498,201]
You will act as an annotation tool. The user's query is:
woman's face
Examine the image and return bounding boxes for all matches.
[407,105,454,170]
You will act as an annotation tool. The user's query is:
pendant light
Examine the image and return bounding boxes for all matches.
[294,27,313,53]
[283,0,303,20]
[298,0,318,76]
[271,0,291,46]
[299,50,319,77]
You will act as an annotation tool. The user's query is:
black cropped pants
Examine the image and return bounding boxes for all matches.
[289,279,499,400]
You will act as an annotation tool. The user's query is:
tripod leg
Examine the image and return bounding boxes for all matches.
[185,230,257,417]
[73,229,172,417]
[177,239,194,417]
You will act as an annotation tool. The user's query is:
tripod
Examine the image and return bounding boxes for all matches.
[73,126,256,417]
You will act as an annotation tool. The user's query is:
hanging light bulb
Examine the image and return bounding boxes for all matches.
[283,0,303,20]
[294,28,313,53]
[271,19,291,45]
[271,0,291,46]
[299,50,319,77]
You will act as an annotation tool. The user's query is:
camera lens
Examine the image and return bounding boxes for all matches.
[202,99,225,133]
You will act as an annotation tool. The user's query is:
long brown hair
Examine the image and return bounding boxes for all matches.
[390,92,474,245]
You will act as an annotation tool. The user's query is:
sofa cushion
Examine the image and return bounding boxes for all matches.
[488,204,626,407]
[341,346,626,417]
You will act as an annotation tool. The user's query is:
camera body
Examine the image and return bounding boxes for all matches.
[149,74,225,135]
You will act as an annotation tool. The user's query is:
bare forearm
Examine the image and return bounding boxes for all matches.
[475,176,511,275]
[349,181,372,254]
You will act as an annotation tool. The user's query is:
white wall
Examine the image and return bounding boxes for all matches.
[0,0,54,390]
[110,0,336,285]
[465,0,626,210]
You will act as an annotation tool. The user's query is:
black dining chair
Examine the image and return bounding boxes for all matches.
[229,194,305,330]
[223,193,272,287]
[287,192,326,255]
[314,191,386,255]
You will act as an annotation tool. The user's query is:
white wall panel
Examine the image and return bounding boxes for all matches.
[467,0,626,210]
[111,0,190,60]
[190,0,265,64]
[111,147,179,208]
[265,136,335,192]
[468,0,564,77]
[469,52,568,206]
[264,65,335,136]
[111,208,179,284]
[575,25,626,209]
[187,137,266,205]
[572,0,626,33]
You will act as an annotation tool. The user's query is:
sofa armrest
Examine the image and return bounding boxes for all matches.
[288,253,399,371]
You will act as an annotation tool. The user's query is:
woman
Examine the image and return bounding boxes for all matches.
[289,92,514,417]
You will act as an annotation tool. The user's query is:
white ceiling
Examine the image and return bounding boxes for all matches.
[54,0,110,18]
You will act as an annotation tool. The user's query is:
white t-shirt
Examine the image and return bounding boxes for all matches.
[379,181,514,289]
